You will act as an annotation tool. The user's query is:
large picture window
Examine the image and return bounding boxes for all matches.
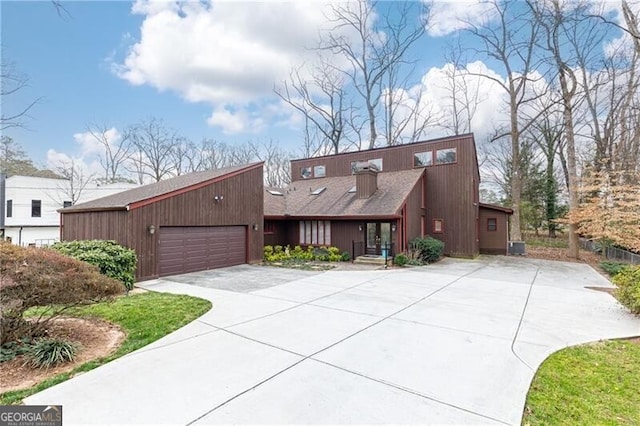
[436,148,457,165]
[299,220,331,245]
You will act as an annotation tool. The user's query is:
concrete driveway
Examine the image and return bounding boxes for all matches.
[26,257,639,425]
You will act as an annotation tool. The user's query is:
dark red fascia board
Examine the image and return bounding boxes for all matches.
[128,162,264,211]
[265,214,402,221]
[479,203,514,214]
[58,206,128,214]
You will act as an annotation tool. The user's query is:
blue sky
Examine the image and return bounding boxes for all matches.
[0,0,630,176]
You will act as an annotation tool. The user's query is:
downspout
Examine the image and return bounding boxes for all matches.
[19,226,23,246]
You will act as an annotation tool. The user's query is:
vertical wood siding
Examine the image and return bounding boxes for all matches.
[61,166,264,280]
[479,207,510,255]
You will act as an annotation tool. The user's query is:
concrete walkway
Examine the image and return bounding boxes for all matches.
[26,257,640,425]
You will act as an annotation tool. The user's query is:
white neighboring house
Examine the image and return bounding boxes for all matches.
[0,174,139,247]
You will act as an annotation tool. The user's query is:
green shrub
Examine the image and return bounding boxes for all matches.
[0,242,122,345]
[0,339,32,363]
[613,265,640,314]
[25,338,80,369]
[313,247,330,261]
[600,261,628,277]
[409,236,444,264]
[341,251,351,262]
[394,253,409,266]
[52,240,137,292]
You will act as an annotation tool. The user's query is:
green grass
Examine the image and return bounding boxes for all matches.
[523,339,640,425]
[0,291,211,405]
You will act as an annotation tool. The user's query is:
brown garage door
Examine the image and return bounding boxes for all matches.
[158,226,246,276]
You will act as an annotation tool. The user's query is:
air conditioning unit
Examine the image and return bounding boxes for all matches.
[508,241,526,255]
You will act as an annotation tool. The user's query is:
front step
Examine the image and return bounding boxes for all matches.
[354,255,389,265]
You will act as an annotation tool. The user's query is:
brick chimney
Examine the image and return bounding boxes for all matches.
[354,161,378,199]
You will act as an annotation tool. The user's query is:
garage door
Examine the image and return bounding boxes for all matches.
[158,226,246,276]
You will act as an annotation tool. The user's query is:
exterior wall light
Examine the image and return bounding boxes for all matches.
[392,224,397,232]
[148,225,156,235]
[214,195,224,202]
[253,224,259,231]
[358,224,363,231]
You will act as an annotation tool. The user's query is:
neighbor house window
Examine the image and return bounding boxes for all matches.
[487,218,498,232]
[301,166,312,179]
[414,151,433,167]
[63,201,72,208]
[31,200,41,218]
[6,200,12,218]
[299,220,331,245]
[436,148,457,165]
[314,165,326,178]
[433,219,443,234]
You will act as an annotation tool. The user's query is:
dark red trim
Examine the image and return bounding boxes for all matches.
[268,214,403,220]
[479,203,514,214]
[129,163,264,210]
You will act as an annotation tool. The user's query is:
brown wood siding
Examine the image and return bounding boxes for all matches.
[403,172,425,250]
[479,207,509,255]
[60,165,263,281]
[330,220,365,255]
[290,135,480,257]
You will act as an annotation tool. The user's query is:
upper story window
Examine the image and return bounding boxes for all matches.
[436,148,457,165]
[369,158,383,171]
[63,201,73,208]
[301,167,312,179]
[301,165,326,179]
[31,200,41,218]
[414,151,433,167]
[6,200,12,218]
[350,161,362,174]
[314,165,326,178]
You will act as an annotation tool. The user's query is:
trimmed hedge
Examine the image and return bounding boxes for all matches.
[613,265,640,314]
[409,236,445,264]
[52,240,137,292]
[264,245,347,263]
[394,253,409,266]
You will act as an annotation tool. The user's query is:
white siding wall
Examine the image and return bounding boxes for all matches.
[3,176,138,246]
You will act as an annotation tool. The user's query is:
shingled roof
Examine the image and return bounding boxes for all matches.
[265,168,425,218]
[61,162,263,213]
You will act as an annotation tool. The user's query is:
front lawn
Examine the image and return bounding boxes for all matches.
[523,339,640,425]
[0,291,211,405]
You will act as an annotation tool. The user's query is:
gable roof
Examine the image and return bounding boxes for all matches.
[265,169,424,219]
[61,163,263,213]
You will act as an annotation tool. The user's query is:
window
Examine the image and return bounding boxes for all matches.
[314,165,326,178]
[433,219,443,234]
[487,218,498,232]
[31,200,41,218]
[264,221,276,234]
[436,148,457,165]
[63,201,73,208]
[300,167,312,179]
[350,161,363,174]
[414,151,433,167]
[6,200,12,218]
[310,187,326,195]
[299,220,331,245]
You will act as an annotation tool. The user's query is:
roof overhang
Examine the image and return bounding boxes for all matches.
[58,206,128,214]
[479,203,514,214]
[265,214,403,221]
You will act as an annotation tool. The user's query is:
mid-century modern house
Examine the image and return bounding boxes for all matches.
[56,134,511,281]
[0,174,138,247]
[58,163,264,280]
[265,134,512,258]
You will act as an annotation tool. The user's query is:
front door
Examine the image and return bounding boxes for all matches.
[366,222,391,255]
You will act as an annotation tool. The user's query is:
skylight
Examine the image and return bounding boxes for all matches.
[348,186,356,193]
[310,187,326,195]
[267,190,283,196]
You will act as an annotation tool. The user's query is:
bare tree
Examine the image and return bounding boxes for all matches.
[438,42,484,135]
[321,0,428,148]
[254,140,291,188]
[275,59,349,155]
[86,124,131,183]
[53,159,95,205]
[126,118,181,182]
[466,0,543,242]
[198,139,231,170]
[1,60,40,131]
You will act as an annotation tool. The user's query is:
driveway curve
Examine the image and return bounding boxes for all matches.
[26,257,640,425]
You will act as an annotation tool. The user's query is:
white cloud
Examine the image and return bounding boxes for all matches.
[72,127,122,157]
[115,1,346,131]
[46,150,102,177]
[427,0,498,37]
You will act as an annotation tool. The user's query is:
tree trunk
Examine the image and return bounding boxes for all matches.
[509,92,522,242]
